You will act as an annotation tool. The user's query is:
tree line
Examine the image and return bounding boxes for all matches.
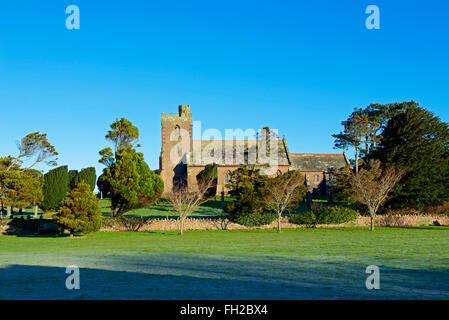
[331,101,449,229]
[2,100,447,235]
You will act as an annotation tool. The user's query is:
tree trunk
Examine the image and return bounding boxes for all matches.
[33,206,38,218]
[277,215,281,233]
[111,208,117,217]
[370,214,375,231]
[179,218,184,236]
[355,147,359,173]
[6,206,11,218]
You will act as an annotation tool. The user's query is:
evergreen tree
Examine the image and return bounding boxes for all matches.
[97,173,111,199]
[70,167,96,192]
[54,182,102,236]
[40,165,69,212]
[102,148,164,216]
[225,166,269,214]
[0,169,43,211]
[99,118,163,216]
[68,170,78,190]
[196,163,217,198]
[372,103,449,209]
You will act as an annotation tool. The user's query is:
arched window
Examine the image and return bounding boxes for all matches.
[225,170,232,183]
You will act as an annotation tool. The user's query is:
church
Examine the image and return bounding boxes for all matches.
[159,105,349,195]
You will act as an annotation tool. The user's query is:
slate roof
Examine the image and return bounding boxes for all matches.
[189,139,290,166]
[289,153,349,172]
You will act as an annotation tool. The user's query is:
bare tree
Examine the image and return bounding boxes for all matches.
[350,159,404,231]
[167,178,215,235]
[263,170,307,232]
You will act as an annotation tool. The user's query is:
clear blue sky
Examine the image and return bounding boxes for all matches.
[1,0,448,175]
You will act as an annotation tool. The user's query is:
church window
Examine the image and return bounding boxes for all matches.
[174,125,181,137]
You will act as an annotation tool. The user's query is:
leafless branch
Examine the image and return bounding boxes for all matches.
[166,177,215,235]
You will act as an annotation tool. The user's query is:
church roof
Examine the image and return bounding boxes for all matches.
[189,139,290,166]
[289,153,349,172]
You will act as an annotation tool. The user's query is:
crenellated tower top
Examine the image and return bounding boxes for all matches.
[161,105,192,122]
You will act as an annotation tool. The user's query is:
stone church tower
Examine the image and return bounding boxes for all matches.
[159,105,193,194]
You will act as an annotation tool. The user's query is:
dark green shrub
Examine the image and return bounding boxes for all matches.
[97,173,112,198]
[225,167,269,215]
[70,167,96,192]
[40,166,69,212]
[68,170,78,190]
[53,182,102,236]
[289,211,317,227]
[115,216,149,231]
[102,149,164,216]
[229,212,276,227]
[314,206,359,224]
[224,202,235,214]
[196,163,218,198]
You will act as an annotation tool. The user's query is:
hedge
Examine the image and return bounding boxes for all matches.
[40,166,69,212]
[229,212,277,227]
[314,206,359,224]
[290,206,359,225]
[289,211,317,226]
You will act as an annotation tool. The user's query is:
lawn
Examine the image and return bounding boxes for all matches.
[1,197,233,220]
[0,226,448,299]
[99,198,231,218]
[1,196,315,219]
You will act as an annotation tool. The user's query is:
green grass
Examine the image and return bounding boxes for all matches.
[2,197,234,220]
[2,196,323,220]
[1,226,448,299]
[100,197,232,218]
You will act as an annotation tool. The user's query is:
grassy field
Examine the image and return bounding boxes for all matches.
[1,226,448,299]
[2,196,315,219]
[99,198,231,218]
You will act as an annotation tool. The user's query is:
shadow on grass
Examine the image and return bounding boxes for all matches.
[10,233,70,238]
[1,253,448,299]
[383,225,449,231]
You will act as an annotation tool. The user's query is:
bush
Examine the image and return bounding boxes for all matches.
[40,166,70,212]
[229,212,276,227]
[289,211,317,227]
[53,182,102,236]
[115,216,149,231]
[314,206,359,224]
[196,163,217,198]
